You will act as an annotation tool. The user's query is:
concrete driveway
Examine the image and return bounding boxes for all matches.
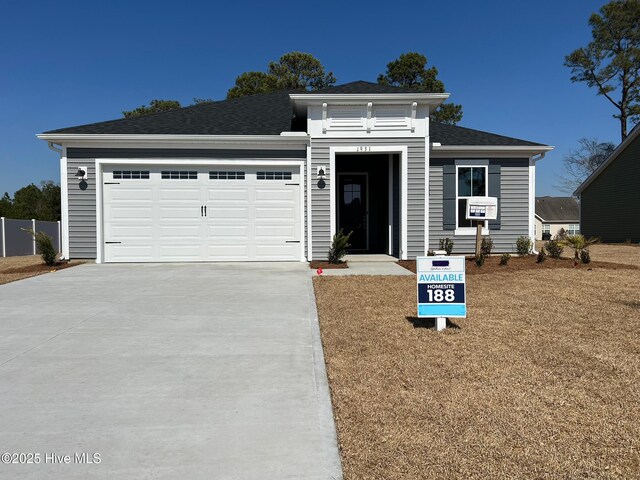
[0,263,342,480]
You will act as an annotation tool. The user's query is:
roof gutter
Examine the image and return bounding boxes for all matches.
[47,141,62,155]
[36,133,310,148]
[431,144,554,158]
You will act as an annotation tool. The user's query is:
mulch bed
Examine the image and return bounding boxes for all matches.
[309,260,348,269]
[2,261,78,275]
[398,255,639,275]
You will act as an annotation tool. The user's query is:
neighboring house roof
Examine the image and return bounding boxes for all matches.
[575,122,640,195]
[535,197,580,222]
[41,80,545,147]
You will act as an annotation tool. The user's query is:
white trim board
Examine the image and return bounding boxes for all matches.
[60,151,70,259]
[329,145,408,260]
[94,158,306,264]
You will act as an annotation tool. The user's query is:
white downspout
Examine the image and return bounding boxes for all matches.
[47,141,66,259]
[529,152,546,254]
[47,142,62,154]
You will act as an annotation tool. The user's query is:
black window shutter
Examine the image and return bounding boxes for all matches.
[488,164,501,230]
[442,164,456,230]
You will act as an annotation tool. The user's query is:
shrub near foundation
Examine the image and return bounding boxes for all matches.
[328,229,352,264]
[545,239,564,259]
[439,237,454,255]
[481,236,494,256]
[516,236,532,256]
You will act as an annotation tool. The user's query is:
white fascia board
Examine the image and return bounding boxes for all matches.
[574,124,640,195]
[290,93,449,105]
[431,145,554,158]
[36,134,310,150]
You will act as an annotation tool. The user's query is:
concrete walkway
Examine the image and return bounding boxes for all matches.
[319,256,413,276]
[0,263,342,480]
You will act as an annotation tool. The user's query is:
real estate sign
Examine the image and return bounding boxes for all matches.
[416,256,467,318]
[465,196,498,221]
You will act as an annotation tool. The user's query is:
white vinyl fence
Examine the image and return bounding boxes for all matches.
[0,217,61,257]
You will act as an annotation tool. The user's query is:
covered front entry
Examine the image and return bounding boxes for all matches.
[101,164,302,262]
[335,154,399,256]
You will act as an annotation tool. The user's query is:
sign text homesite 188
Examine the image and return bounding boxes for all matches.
[416,256,467,331]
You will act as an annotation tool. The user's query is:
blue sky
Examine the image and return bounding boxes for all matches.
[0,0,625,197]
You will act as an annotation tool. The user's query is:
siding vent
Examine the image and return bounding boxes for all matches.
[209,171,246,180]
[113,170,149,179]
[161,171,198,180]
[257,171,292,180]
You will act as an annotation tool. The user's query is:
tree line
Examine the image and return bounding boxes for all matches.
[122,51,464,125]
[0,181,61,222]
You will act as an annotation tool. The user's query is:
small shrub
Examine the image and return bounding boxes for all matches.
[328,229,352,264]
[536,250,546,263]
[427,249,435,256]
[499,253,511,266]
[475,253,485,267]
[544,239,564,259]
[555,228,568,240]
[516,236,532,256]
[559,234,599,262]
[439,237,454,255]
[480,236,494,257]
[580,249,591,264]
[22,228,57,266]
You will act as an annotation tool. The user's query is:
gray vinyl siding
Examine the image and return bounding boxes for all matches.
[429,158,530,253]
[67,157,97,258]
[309,138,425,260]
[65,148,307,260]
[580,135,640,243]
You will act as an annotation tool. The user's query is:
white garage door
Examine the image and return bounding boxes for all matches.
[102,166,301,262]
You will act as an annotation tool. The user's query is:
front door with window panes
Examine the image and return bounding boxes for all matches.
[338,174,368,250]
[457,166,487,228]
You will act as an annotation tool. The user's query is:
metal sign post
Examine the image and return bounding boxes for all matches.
[416,256,467,331]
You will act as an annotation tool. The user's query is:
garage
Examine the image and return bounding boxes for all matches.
[101,165,302,262]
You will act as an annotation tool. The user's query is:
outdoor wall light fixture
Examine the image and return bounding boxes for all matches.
[316,166,327,189]
[76,167,88,180]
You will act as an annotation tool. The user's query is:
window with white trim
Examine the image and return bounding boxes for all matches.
[257,171,292,180]
[113,170,149,179]
[542,224,551,234]
[161,171,198,180]
[568,224,580,235]
[456,166,487,228]
[209,171,245,180]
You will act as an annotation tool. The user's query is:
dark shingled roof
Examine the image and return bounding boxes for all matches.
[43,81,546,147]
[535,197,580,222]
[44,90,299,135]
[430,122,545,147]
[303,80,423,94]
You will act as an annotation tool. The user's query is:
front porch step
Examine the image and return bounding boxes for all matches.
[344,254,398,263]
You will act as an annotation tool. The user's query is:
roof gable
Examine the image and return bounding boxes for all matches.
[575,122,640,194]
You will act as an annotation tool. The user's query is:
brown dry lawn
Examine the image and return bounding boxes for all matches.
[0,256,83,285]
[314,267,640,479]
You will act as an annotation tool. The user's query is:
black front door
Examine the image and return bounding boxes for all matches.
[338,174,367,251]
